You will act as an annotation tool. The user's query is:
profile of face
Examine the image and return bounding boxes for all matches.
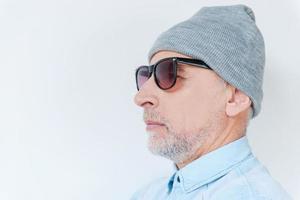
[134,50,250,166]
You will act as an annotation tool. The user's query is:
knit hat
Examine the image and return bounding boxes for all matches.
[147,4,265,119]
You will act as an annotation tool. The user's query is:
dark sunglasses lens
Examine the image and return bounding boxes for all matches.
[156,59,175,89]
[136,66,150,90]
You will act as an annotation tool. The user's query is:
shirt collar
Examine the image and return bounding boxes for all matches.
[167,136,252,193]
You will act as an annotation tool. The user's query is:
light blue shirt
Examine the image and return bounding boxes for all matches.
[131,136,292,200]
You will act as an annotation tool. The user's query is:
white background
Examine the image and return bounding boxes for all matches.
[0,0,299,199]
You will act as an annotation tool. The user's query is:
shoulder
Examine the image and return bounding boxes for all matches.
[209,156,292,200]
[237,156,292,199]
[130,176,169,200]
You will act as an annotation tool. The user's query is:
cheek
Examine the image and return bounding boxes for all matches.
[162,100,208,134]
[160,74,226,134]
[167,88,224,132]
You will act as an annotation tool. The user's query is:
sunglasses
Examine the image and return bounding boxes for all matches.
[135,57,212,91]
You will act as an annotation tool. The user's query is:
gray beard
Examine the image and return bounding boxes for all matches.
[146,125,210,165]
[143,106,225,166]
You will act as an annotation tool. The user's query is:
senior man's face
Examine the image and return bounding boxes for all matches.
[134,51,228,165]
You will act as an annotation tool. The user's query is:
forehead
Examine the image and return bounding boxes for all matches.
[149,50,192,65]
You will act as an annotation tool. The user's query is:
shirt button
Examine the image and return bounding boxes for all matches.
[177,176,180,183]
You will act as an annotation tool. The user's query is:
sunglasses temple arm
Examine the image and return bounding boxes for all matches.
[178,61,211,69]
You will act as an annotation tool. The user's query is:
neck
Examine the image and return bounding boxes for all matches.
[175,118,245,169]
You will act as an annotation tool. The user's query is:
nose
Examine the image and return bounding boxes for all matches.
[134,75,159,109]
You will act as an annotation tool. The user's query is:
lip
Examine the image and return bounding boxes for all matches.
[145,120,165,131]
[146,124,165,131]
[145,120,165,126]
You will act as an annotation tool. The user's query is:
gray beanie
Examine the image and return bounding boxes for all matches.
[147,4,265,119]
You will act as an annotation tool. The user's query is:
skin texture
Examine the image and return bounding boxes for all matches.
[134,50,252,169]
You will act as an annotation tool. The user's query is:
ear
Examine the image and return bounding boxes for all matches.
[225,87,252,117]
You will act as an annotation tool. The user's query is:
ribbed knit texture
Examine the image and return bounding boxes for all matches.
[147,4,265,119]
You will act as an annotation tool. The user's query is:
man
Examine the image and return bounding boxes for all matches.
[132,4,291,200]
